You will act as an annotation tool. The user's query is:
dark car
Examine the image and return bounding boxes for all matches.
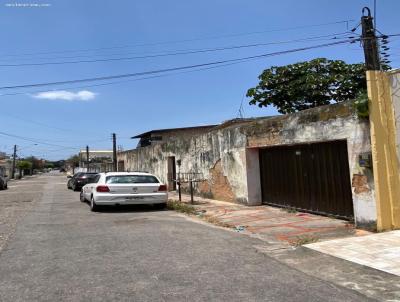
[67,172,98,191]
[0,174,8,190]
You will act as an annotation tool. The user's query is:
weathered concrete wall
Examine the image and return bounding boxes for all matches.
[118,124,249,203]
[243,101,376,227]
[118,101,376,227]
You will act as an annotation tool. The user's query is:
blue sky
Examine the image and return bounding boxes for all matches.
[0,0,399,160]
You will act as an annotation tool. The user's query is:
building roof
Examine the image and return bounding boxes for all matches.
[131,125,218,139]
[79,150,113,153]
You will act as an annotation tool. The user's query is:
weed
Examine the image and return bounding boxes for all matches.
[291,235,319,247]
[203,215,233,228]
[167,200,234,229]
[167,200,197,215]
[282,207,297,214]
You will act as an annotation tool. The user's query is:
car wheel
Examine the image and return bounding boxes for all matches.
[80,191,86,202]
[90,196,98,212]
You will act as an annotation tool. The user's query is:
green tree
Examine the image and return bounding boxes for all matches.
[17,160,33,178]
[25,156,45,171]
[67,155,80,166]
[67,155,80,173]
[246,58,367,114]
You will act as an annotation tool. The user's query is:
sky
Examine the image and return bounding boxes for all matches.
[0,0,399,160]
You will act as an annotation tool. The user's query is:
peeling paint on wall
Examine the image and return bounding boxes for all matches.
[117,101,376,227]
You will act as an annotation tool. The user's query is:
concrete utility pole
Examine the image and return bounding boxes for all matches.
[86,146,90,172]
[11,145,17,179]
[361,7,380,70]
[112,133,117,172]
[362,6,400,230]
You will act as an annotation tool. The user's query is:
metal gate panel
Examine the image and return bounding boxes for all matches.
[259,140,354,219]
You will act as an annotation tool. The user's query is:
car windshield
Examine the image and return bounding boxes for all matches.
[105,175,159,184]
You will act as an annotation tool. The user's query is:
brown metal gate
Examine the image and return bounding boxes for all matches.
[259,140,354,219]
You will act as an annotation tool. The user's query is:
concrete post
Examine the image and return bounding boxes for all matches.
[367,70,400,230]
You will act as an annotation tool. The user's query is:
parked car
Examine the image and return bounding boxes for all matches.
[80,172,168,211]
[67,172,99,191]
[0,174,8,190]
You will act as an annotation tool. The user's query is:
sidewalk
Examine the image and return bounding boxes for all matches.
[306,230,400,277]
[168,192,370,246]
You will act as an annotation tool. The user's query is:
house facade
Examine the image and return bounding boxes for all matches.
[118,101,376,228]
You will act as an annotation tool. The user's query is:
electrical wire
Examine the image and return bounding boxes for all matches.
[0,32,353,66]
[0,20,355,59]
[0,60,246,97]
[0,38,359,91]
[0,131,80,149]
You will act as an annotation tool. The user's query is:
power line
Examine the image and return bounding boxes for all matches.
[0,112,72,132]
[0,32,353,66]
[0,60,247,97]
[0,38,359,91]
[0,19,355,59]
[0,131,79,149]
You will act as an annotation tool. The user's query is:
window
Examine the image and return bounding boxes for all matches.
[87,175,100,183]
[106,175,159,184]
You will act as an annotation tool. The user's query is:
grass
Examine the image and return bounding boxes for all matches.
[167,200,233,228]
[203,215,233,228]
[282,207,297,214]
[291,235,319,247]
[167,200,197,215]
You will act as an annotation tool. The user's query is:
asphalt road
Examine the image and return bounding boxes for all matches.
[0,173,373,302]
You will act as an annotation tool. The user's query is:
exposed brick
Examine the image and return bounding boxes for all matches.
[352,174,370,194]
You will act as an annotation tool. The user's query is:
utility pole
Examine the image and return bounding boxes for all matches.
[11,145,17,179]
[361,6,380,70]
[86,145,90,172]
[112,133,117,172]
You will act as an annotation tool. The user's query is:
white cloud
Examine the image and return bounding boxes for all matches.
[32,90,97,101]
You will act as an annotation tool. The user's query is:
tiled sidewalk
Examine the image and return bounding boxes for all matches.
[168,192,369,245]
[306,230,400,276]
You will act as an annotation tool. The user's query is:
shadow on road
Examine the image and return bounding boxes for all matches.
[82,202,168,214]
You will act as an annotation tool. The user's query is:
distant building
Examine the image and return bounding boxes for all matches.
[78,150,114,172]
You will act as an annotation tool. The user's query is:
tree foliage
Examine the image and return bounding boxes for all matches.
[246,58,367,114]
[25,156,45,170]
[67,155,80,167]
[17,160,33,170]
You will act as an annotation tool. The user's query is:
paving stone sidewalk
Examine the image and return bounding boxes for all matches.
[168,192,370,246]
[306,230,400,277]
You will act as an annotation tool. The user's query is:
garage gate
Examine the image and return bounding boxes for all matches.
[259,140,354,219]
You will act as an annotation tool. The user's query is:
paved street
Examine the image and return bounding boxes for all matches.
[0,173,382,301]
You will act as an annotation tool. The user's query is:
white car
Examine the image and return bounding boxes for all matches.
[80,172,168,211]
